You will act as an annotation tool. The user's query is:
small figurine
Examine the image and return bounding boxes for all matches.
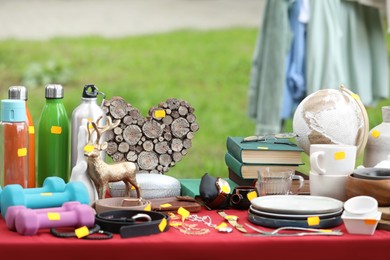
[84,116,141,199]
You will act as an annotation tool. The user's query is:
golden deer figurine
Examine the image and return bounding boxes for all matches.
[84,116,141,199]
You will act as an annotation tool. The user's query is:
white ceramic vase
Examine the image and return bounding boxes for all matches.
[363,106,390,167]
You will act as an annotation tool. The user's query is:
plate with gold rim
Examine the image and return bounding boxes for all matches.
[250,195,343,215]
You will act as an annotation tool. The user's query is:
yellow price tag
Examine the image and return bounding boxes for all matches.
[144,204,151,211]
[334,151,346,160]
[178,207,190,222]
[75,226,89,238]
[307,216,320,226]
[158,218,167,232]
[47,212,61,221]
[247,190,257,201]
[29,126,35,134]
[221,185,230,194]
[371,130,381,138]
[154,109,166,118]
[17,148,27,157]
[83,145,94,152]
[351,93,360,100]
[50,126,62,134]
[215,222,228,230]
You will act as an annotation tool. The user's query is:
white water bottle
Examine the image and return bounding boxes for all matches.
[70,84,106,170]
[70,84,105,203]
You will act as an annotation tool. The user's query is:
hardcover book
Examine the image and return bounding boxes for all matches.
[226,136,304,164]
[225,152,299,179]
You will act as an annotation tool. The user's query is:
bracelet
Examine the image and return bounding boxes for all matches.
[50,224,113,240]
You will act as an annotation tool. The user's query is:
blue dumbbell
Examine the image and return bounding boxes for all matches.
[1,181,90,217]
[0,177,66,210]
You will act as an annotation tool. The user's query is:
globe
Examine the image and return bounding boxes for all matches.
[292,86,369,156]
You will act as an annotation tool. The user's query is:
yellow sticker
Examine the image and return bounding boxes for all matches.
[257,146,269,150]
[160,203,172,208]
[83,145,95,152]
[221,185,230,194]
[178,207,190,222]
[158,218,167,232]
[247,190,257,201]
[51,126,62,134]
[371,130,381,138]
[307,216,320,226]
[47,212,61,221]
[17,148,27,157]
[40,192,52,196]
[351,93,360,101]
[334,151,345,160]
[215,222,228,230]
[154,109,166,119]
[364,219,377,225]
[319,229,332,233]
[29,126,35,134]
[144,204,151,211]
[75,226,89,238]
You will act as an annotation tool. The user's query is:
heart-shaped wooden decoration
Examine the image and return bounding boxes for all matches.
[102,96,199,174]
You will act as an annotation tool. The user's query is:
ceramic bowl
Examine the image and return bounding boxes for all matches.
[93,197,151,214]
[342,211,381,235]
[345,175,390,206]
[352,167,390,180]
[343,196,378,216]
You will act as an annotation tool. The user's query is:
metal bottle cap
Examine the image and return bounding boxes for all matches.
[82,84,99,98]
[1,99,26,122]
[8,86,28,101]
[45,84,64,99]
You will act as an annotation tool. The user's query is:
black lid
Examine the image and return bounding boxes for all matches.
[82,84,99,98]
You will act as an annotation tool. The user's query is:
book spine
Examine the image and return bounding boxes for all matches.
[226,137,243,162]
[225,152,243,177]
[228,168,256,186]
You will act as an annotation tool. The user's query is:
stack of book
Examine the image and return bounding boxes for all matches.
[225,136,309,193]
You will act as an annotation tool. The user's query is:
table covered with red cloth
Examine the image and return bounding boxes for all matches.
[0,207,389,260]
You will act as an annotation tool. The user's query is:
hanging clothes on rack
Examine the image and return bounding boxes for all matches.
[281,0,308,123]
[306,0,389,105]
[247,0,294,134]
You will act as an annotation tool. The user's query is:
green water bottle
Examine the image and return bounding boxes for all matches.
[37,84,70,186]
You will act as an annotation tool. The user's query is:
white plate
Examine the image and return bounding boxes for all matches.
[249,205,343,220]
[251,195,344,214]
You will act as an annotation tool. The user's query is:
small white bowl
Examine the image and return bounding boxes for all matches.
[344,196,378,215]
[342,211,382,235]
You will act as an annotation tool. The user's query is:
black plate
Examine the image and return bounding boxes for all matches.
[352,168,390,180]
[247,211,343,229]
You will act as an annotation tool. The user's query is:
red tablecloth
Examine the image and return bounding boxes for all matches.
[1,207,389,260]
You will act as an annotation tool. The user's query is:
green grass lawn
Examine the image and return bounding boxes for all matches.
[0,28,389,180]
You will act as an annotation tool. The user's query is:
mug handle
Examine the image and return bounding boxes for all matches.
[310,151,326,174]
[290,175,305,195]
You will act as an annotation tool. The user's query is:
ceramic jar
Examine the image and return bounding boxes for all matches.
[364,106,390,167]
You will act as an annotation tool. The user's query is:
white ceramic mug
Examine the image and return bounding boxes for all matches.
[256,167,304,196]
[310,144,357,175]
[309,171,347,201]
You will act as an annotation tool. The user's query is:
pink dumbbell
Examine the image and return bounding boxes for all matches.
[5,201,81,231]
[14,204,95,236]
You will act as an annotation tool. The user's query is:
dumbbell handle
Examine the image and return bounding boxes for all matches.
[24,182,89,209]
[5,201,81,230]
[15,204,95,236]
